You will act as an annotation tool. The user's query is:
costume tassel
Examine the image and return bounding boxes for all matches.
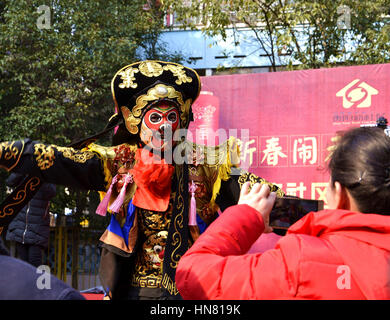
[188,181,197,226]
[96,175,118,216]
[109,174,133,213]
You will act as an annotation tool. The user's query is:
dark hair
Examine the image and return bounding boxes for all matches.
[328,127,390,215]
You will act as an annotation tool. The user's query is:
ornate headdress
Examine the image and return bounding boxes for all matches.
[111,60,201,136]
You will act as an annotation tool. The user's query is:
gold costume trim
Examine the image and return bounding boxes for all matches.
[118,67,139,89]
[170,165,184,270]
[0,176,41,218]
[238,171,285,198]
[132,275,161,288]
[34,144,55,170]
[181,137,241,210]
[84,143,119,189]
[33,144,96,171]
[54,146,95,163]
[116,61,195,90]
[0,140,25,171]
[111,60,201,106]
[162,64,192,85]
[161,274,179,295]
[139,61,164,78]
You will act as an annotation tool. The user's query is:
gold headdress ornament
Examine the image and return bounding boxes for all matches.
[111,60,201,136]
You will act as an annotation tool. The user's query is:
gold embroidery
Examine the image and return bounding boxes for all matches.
[161,274,179,295]
[163,64,193,85]
[179,137,237,168]
[138,61,164,77]
[189,165,200,177]
[33,144,94,169]
[54,146,95,163]
[137,84,182,110]
[170,165,184,269]
[118,67,139,89]
[34,144,55,170]
[132,196,174,288]
[120,62,192,86]
[1,142,16,160]
[121,106,142,135]
[132,275,161,288]
[0,141,25,171]
[132,230,168,287]
[238,171,285,197]
[0,177,40,218]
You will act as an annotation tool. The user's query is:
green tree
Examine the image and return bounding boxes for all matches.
[0,0,179,144]
[0,0,182,198]
[0,0,184,277]
[161,0,390,70]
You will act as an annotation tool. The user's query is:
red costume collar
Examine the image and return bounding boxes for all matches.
[130,148,175,212]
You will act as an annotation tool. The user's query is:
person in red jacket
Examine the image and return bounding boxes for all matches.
[176,126,390,300]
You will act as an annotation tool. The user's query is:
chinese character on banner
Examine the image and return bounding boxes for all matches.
[237,137,258,169]
[311,182,329,208]
[292,136,319,166]
[261,137,287,166]
[286,182,307,198]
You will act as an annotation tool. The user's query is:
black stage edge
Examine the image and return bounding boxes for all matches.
[2,299,389,319]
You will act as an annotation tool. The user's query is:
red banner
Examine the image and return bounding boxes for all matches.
[193,63,390,207]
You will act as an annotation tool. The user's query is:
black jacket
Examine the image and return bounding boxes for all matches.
[5,173,56,248]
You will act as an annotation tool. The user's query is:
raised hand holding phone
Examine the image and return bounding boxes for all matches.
[238,182,276,233]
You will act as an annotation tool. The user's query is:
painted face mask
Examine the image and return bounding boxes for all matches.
[140,103,179,151]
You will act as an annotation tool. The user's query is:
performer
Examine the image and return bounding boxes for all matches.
[0,60,284,300]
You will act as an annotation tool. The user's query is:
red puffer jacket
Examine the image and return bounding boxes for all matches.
[176,204,390,300]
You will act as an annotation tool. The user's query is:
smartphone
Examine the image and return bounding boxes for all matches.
[269,197,324,235]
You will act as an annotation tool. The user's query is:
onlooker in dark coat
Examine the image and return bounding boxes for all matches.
[0,236,85,300]
[5,173,56,267]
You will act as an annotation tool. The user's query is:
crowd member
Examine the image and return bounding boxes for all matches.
[6,173,56,267]
[0,236,85,300]
[176,126,390,299]
[0,60,284,300]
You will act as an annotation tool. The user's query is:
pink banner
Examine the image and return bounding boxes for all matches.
[188,91,220,146]
[196,63,390,207]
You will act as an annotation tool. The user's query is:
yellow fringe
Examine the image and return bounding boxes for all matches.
[82,143,114,216]
[209,137,240,210]
[82,143,114,190]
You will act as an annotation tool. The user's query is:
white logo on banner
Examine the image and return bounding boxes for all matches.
[336,79,379,109]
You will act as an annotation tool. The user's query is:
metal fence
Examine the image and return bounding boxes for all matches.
[4,214,105,292]
[43,226,103,291]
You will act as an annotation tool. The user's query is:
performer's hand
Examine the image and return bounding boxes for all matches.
[238,182,276,233]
